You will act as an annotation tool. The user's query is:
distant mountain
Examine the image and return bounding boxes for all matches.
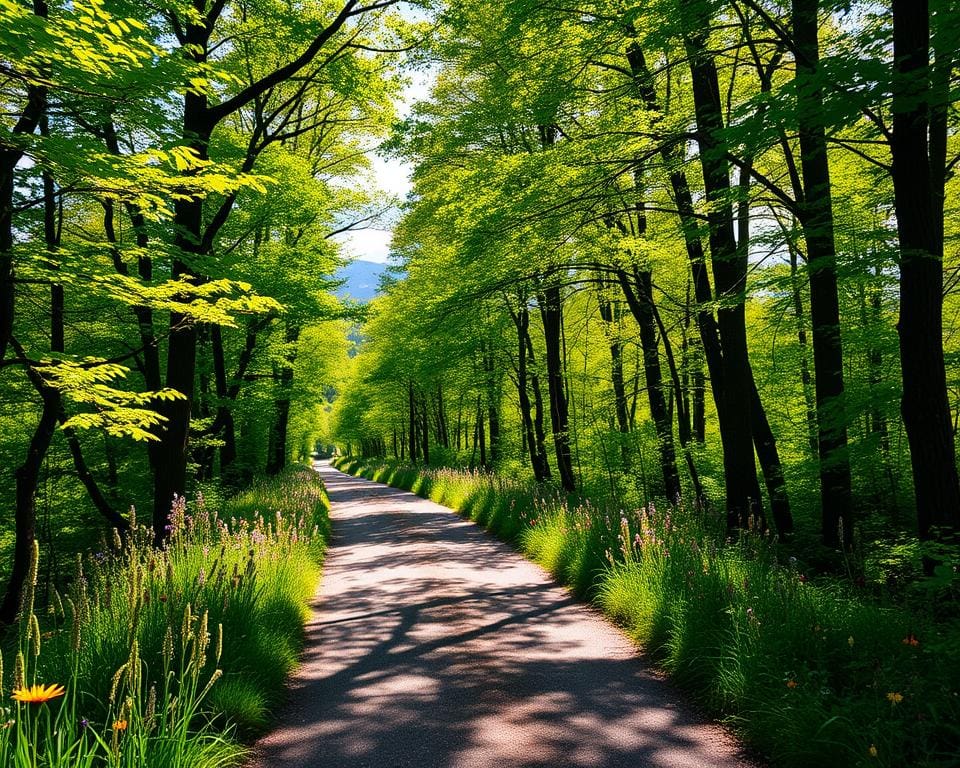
[335,259,388,302]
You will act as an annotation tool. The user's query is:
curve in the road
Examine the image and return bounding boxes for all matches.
[252,461,756,768]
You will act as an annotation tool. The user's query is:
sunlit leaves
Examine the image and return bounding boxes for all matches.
[0,0,157,86]
[36,359,184,441]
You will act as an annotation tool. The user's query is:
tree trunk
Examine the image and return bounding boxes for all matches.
[685,29,763,531]
[436,381,449,448]
[409,382,419,463]
[152,67,213,538]
[617,268,682,501]
[891,0,960,543]
[794,0,853,547]
[421,396,430,464]
[539,284,576,492]
[0,381,58,625]
[482,343,501,463]
[522,311,553,481]
[598,284,631,465]
[477,397,487,468]
[649,285,705,504]
[789,243,820,457]
[513,303,550,480]
[265,322,297,475]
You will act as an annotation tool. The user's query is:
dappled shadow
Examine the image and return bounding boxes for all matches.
[253,463,753,768]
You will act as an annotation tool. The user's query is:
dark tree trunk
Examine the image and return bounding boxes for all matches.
[40,116,64,354]
[0,82,44,365]
[477,398,487,468]
[617,268,682,501]
[266,322,299,475]
[891,0,960,543]
[685,29,763,531]
[0,379,58,625]
[436,381,450,448]
[598,285,631,465]
[649,285,705,504]
[749,376,793,535]
[409,382,419,463]
[211,325,236,470]
[421,399,430,465]
[794,0,853,547]
[513,303,551,481]
[210,319,267,472]
[61,419,128,531]
[195,329,215,481]
[152,63,213,538]
[523,313,553,481]
[865,270,889,453]
[482,343,501,463]
[539,284,576,493]
[628,37,789,532]
[693,357,706,444]
[487,399,500,465]
[789,243,820,457]
[679,286,693,443]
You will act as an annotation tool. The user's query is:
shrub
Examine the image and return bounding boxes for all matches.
[0,467,329,767]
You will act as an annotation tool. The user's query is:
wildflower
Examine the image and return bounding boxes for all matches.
[112,719,128,731]
[886,692,904,705]
[11,683,65,704]
[902,634,920,647]
[848,636,855,647]
[869,744,878,758]
[79,717,89,730]
[786,679,798,689]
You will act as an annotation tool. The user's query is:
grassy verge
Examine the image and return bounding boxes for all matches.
[334,457,960,768]
[1,465,329,767]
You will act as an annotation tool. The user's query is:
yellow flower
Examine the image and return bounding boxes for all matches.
[886,691,904,705]
[848,636,855,647]
[112,719,128,731]
[11,683,65,705]
[869,744,878,757]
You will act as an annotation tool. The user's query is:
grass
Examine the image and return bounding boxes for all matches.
[335,456,960,768]
[0,465,330,767]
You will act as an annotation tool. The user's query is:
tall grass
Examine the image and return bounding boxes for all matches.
[0,466,329,767]
[335,457,960,768]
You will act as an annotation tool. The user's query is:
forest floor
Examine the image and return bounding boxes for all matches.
[251,462,757,768]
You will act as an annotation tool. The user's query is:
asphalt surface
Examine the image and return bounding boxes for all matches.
[252,461,755,768]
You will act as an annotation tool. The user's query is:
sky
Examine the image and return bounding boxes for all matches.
[331,66,434,265]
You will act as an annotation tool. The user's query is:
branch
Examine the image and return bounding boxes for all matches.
[207,0,398,123]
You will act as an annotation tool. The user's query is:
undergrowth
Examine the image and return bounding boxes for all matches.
[0,466,329,767]
[334,456,960,768]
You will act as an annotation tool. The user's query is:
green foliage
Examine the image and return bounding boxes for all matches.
[0,467,329,766]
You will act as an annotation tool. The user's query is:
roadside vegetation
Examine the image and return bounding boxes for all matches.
[0,467,329,767]
[335,457,960,768]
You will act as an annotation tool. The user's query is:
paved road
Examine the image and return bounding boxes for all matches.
[253,462,754,768]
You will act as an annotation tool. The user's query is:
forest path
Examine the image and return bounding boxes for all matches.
[252,461,756,768]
